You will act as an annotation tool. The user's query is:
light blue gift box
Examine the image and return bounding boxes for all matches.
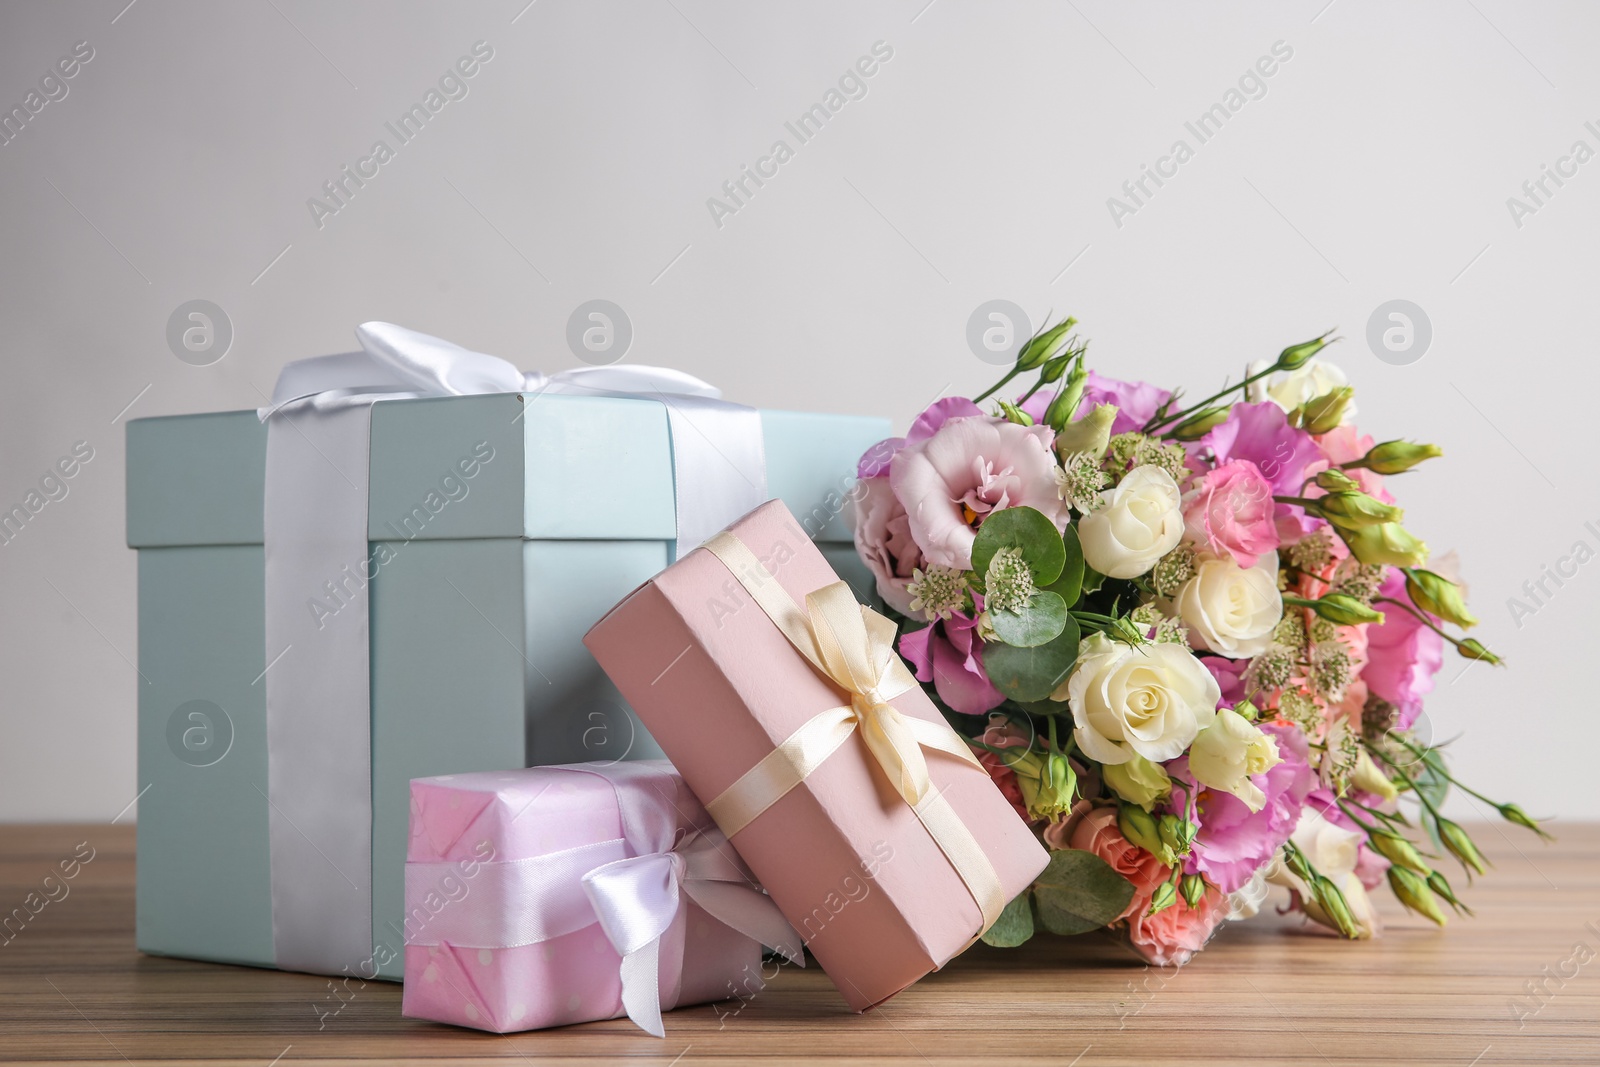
[127,392,887,980]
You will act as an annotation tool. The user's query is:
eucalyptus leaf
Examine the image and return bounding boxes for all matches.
[982,615,1081,702]
[990,590,1067,648]
[972,507,1067,587]
[1032,848,1136,936]
[980,891,1036,948]
[1042,525,1085,609]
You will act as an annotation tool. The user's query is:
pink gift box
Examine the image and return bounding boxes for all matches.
[585,500,1048,1011]
[400,761,794,1035]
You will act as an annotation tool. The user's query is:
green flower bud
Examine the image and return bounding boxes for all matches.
[1158,813,1197,857]
[1311,874,1360,939]
[1102,753,1172,810]
[1039,353,1073,384]
[1147,879,1179,915]
[1052,401,1116,454]
[1043,366,1090,432]
[1437,818,1488,876]
[1386,865,1449,926]
[996,399,1034,426]
[1457,638,1502,665]
[1295,386,1355,435]
[1275,331,1334,372]
[1427,869,1472,915]
[1314,469,1362,493]
[1355,439,1443,475]
[1169,406,1230,441]
[1233,699,1260,722]
[1317,491,1404,530]
[1405,568,1478,629]
[1344,523,1429,568]
[1118,803,1175,866]
[1369,829,1430,874]
[1291,593,1386,627]
[1180,873,1207,908]
[1498,802,1551,838]
[1017,318,1076,370]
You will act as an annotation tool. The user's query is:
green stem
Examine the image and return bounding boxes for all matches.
[1383,734,1504,809]
[972,367,1023,404]
[1016,378,1051,405]
[1375,597,1475,656]
[1143,363,1280,433]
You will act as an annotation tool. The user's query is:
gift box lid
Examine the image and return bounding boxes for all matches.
[126,395,887,548]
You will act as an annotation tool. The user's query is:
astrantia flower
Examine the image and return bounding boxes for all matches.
[983,547,1033,614]
[1055,450,1109,513]
[904,563,968,622]
[889,416,1067,571]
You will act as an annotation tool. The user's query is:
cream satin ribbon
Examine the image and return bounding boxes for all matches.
[699,532,1006,934]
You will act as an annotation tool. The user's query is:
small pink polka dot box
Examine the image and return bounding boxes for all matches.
[400,761,800,1035]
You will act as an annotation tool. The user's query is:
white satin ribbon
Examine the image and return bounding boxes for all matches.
[261,323,768,976]
[404,763,801,1038]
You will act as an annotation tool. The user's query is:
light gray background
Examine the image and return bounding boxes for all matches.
[1,0,1593,822]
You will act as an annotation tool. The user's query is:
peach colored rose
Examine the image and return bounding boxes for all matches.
[1070,806,1228,965]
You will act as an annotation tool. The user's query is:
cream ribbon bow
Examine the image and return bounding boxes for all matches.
[700,532,1007,932]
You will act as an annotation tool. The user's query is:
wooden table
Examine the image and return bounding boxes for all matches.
[1,823,1595,1066]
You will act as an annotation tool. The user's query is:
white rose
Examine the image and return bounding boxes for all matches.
[1266,807,1380,938]
[1054,632,1219,764]
[1245,357,1357,423]
[1078,465,1184,579]
[1174,551,1283,658]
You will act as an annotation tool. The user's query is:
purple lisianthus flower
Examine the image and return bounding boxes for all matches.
[1202,402,1324,537]
[856,396,985,478]
[1017,371,1172,434]
[1200,655,1250,709]
[898,610,1004,716]
[1173,721,1314,893]
[1363,569,1444,729]
[906,397,986,445]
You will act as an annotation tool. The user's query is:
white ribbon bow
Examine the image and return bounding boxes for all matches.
[261,320,723,417]
[582,828,803,1037]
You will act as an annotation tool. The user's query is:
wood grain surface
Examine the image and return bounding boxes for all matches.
[0,821,1594,1066]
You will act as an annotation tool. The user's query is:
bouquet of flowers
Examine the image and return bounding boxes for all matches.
[851,317,1547,966]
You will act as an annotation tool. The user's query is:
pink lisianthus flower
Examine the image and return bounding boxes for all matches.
[855,397,984,479]
[849,476,924,618]
[1363,570,1444,729]
[1172,721,1315,894]
[1070,807,1227,967]
[1182,459,1279,567]
[1202,402,1324,539]
[898,611,1004,715]
[889,415,1067,570]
